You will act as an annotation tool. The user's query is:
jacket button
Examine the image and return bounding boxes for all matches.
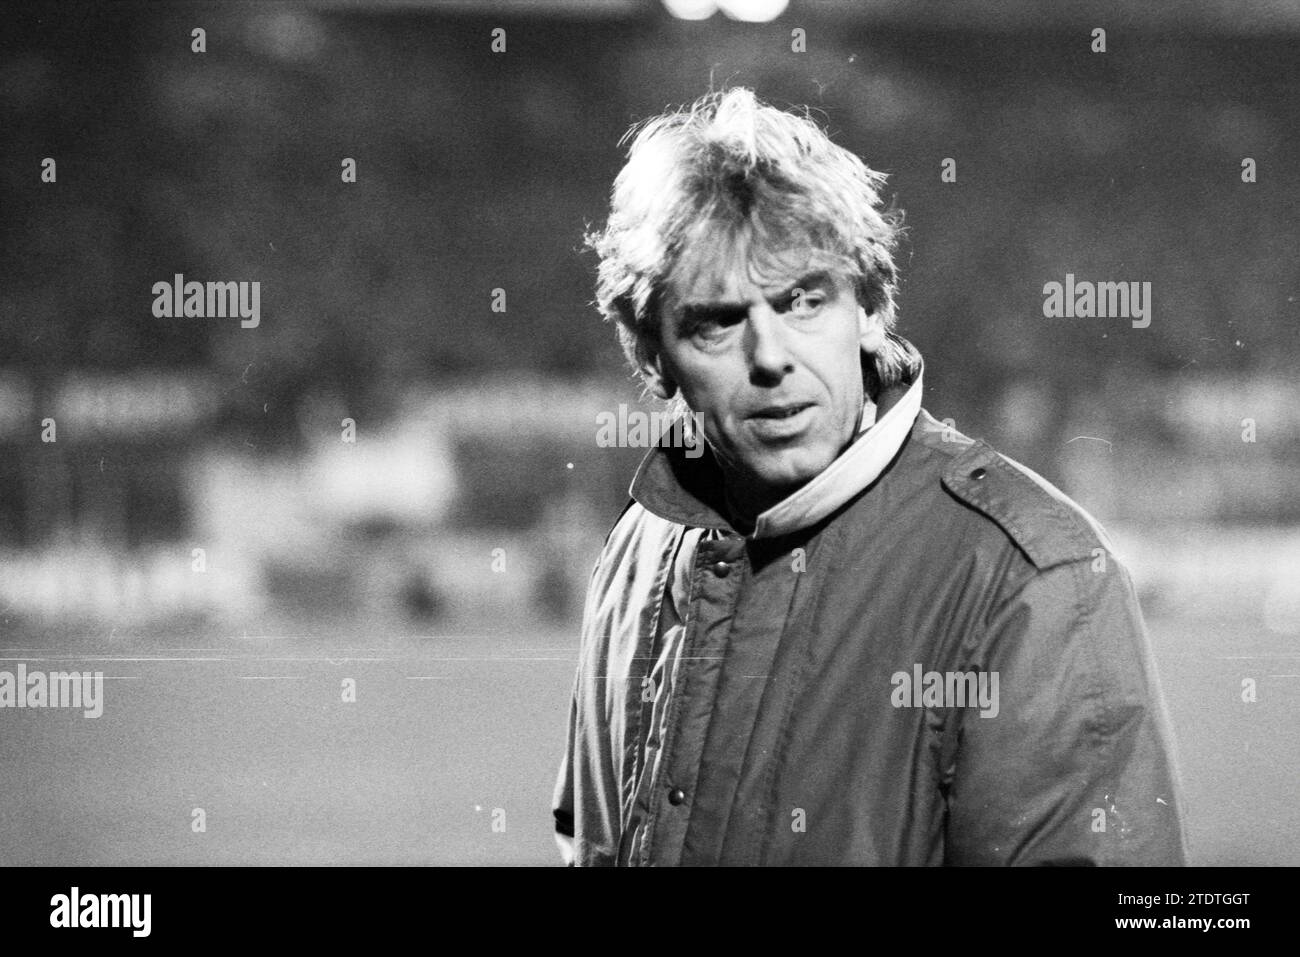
[668,787,686,806]
[969,467,987,480]
[711,561,731,577]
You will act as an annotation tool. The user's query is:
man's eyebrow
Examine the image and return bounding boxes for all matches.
[673,271,839,331]
[676,272,838,316]
[676,302,748,331]
[679,301,746,319]
[770,271,835,301]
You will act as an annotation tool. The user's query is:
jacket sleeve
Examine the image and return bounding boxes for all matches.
[552,667,577,865]
[942,554,1189,866]
[553,548,614,866]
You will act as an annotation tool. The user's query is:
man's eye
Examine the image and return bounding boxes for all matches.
[787,289,825,315]
[683,310,743,341]
[690,321,726,341]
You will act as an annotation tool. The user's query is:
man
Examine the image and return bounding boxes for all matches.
[553,88,1188,866]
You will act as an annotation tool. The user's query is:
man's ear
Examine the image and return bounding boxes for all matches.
[858,304,886,355]
[637,345,677,400]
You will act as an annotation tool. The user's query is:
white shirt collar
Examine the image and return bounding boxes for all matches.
[749,366,924,539]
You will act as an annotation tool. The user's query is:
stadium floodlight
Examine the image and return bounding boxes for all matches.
[717,0,789,22]
[663,0,719,20]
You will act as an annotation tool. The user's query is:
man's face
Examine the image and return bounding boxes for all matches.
[645,249,883,510]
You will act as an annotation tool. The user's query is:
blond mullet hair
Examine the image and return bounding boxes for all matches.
[588,87,919,398]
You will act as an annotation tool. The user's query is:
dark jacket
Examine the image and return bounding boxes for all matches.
[553,372,1188,866]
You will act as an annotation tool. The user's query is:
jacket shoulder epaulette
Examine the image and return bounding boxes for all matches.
[938,438,1117,571]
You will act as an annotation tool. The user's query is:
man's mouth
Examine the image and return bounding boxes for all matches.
[746,402,816,439]
[749,402,814,420]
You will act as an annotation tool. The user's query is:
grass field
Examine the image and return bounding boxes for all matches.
[1,617,1295,866]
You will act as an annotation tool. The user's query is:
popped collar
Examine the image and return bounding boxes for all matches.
[629,364,924,539]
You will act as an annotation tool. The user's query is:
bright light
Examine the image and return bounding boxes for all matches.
[717,0,789,22]
[663,0,718,20]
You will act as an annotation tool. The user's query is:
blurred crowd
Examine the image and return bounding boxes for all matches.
[1,3,1296,638]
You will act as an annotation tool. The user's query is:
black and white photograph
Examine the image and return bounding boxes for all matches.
[0,0,1296,919]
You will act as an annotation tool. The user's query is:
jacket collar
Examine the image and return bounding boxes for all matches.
[630,360,924,539]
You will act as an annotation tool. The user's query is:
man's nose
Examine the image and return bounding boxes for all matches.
[745,303,794,382]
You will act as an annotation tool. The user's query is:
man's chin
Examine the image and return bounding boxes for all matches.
[740,455,830,501]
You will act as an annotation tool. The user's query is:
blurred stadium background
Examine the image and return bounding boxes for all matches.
[0,0,1297,864]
